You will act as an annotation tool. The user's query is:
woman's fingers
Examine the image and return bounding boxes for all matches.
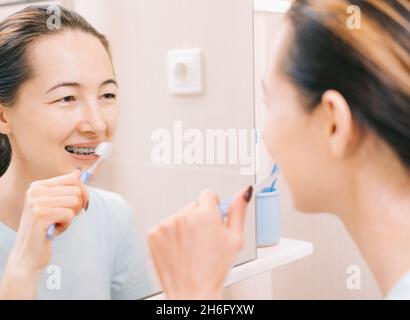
[40,169,82,187]
[181,201,198,212]
[196,187,251,238]
[226,186,252,238]
[29,171,88,210]
[8,171,88,277]
[197,189,220,214]
[40,208,76,236]
[147,188,249,299]
[34,196,83,214]
[30,186,81,198]
[77,181,89,210]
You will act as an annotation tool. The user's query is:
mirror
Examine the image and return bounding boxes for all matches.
[0,0,255,299]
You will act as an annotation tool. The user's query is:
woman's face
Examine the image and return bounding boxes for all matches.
[6,30,117,179]
[262,22,342,213]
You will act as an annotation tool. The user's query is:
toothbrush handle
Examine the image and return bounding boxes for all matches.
[80,170,92,184]
[46,171,92,240]
[218,197,233,218]
[218,165,279,218]
[46,223,56,240]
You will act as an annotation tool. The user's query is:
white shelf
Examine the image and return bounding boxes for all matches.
[225,238,313,287]
[147,238,313,299]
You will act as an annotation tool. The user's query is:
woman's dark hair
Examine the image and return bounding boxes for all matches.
[0,5,111,177]
[284,0,410,168]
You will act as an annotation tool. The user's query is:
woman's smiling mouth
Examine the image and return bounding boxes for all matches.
[65,146,96,155]
[64,143,100,161]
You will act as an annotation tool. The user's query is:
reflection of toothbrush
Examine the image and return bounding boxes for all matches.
[46,142,113,240]
[78,142,113,184]
[218,164,279,218]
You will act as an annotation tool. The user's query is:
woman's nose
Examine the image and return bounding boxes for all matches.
[77,101,107,135]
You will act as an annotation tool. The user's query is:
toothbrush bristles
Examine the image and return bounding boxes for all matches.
[95,142,113,158]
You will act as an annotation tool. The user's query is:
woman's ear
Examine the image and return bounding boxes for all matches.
[321,90,355,157]
[0,104,12,135]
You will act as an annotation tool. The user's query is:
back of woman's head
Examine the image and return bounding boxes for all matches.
[284,0,410,169]
[0,5,110,177]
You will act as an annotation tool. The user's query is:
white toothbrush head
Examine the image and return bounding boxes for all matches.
[95,142,113,159]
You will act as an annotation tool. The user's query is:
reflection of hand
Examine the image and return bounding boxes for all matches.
[148,186,252,300]
[0,170,88,299]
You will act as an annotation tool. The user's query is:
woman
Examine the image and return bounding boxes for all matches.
[148,0,410,299]
[0,6,150,299]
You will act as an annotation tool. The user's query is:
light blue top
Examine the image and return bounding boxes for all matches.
[386,271,410,300]
[0,187,152,299]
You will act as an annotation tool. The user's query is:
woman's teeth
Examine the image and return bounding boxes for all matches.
[65,146,96,155]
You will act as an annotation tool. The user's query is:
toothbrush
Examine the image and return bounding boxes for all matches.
[262,164,278,193]
[218,164,279,218]
[46,142,113,240]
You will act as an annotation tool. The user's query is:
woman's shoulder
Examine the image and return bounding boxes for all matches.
[88,187,129,208]
[87,187,134,225]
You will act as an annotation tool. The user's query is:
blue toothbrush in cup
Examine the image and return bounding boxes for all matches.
[45,142,113,240]
[218,164,279,218]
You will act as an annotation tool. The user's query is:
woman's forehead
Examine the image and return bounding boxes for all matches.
[27,30,114,87]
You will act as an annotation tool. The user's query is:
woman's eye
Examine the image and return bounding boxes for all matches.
[101,93,117,101]
[56,96,77,103]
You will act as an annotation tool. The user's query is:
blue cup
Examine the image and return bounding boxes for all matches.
[256,189,281,247]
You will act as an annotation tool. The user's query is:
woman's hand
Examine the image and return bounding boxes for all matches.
[148,186,252,300]
[0,169,88,299]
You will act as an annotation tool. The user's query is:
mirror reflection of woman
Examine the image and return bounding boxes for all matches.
[148,0,410,300]
[0,6,150,299]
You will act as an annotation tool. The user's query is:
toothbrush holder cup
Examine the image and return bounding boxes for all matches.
[256,189,281,247]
